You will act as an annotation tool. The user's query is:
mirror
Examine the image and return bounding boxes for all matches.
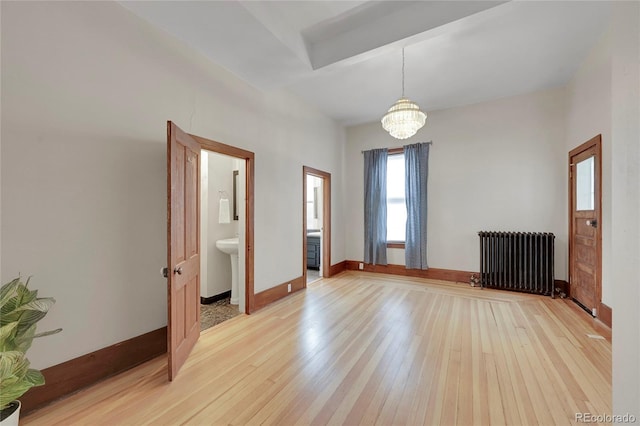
[233,170,239,220]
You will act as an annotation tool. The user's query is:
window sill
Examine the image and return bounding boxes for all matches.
[387,242,405,249]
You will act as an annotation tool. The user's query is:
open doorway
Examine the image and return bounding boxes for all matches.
[190,133,256,316]
[199,151,244,331]
[167,122,255,380]
[303,166,331,285]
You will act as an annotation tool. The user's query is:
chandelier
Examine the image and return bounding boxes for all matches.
[381,48,427,139]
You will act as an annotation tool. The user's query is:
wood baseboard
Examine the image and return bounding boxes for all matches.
[201,290,231,305]
[345,260,473,283]
[254,275,304,311]
[598,302,612,328]
[329,261,347,277]
[20,327,167,414]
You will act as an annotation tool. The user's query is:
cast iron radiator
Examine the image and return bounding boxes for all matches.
[478,231,555,297]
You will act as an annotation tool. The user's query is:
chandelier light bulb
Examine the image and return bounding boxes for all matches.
[381,98,427,139]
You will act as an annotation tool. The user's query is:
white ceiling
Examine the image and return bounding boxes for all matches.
[120,1,610,126]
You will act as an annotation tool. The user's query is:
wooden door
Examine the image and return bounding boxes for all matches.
[167,121,200,380]
[569,135,602,315]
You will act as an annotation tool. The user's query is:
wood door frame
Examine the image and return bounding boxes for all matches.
[302,166,331,284]
[568,134,602,315]
[189,134,256,314]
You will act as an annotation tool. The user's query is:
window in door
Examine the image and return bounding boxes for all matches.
[576,156,595,211]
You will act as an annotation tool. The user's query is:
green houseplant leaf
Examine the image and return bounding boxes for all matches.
[0,277,61,410]
[0,323,18,347]
[0,352,44,410]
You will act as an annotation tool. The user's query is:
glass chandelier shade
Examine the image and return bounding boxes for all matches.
[381,98,427,139]
[381,48,427,140]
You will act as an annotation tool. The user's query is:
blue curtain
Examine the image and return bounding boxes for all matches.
[404,142,430,269]
[363,148,388,265]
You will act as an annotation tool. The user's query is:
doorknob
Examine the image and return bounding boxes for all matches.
[586,219,597,228]
[174,267,183,275]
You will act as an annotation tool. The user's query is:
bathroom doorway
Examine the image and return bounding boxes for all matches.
[167,122,255,379]
[199,151,244,331]
[303,166,331,285]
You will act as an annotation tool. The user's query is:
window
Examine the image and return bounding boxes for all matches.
[386,153,406,242]
[576,156,595,211]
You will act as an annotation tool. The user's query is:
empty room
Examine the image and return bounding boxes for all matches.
[1,1,638,425]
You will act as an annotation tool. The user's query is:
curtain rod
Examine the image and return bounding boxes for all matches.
[361,141,432,153]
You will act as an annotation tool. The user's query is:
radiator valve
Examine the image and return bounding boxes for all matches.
[470,273,481,287]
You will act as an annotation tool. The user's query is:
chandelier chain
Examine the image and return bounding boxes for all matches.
[401,48,405,98]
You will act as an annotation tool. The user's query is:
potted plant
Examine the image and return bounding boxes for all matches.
[0,277,61,425]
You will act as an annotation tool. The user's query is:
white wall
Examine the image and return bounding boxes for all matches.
[203,152,235,298]
[0,1,345,369]
[565,18,613,306]
[566,3,640,416]
[609,2,640,418]
[345,88,567,278]
[0,2,3,278]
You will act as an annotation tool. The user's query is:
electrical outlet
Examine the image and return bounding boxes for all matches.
[287,283,292,292]
[359,262,364,270]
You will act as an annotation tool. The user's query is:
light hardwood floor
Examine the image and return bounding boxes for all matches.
[24,271,611,425]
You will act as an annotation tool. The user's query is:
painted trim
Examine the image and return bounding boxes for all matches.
[20,327,167,414]
[254,276,305,311]
[345,260,473,283]
[598,302,612,328]
[201,290,232,305]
